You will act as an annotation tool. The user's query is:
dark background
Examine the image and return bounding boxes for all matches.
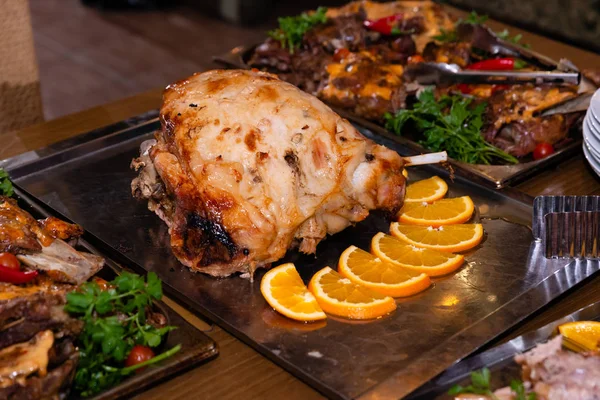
[31,0,599,120]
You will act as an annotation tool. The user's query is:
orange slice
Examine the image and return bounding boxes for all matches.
[371,232,464,276]
[338,246,431,297]
[260,263,326,322]
[398,196,475,226]
[405,176,448,203]
[308,267,396,320]
[558,321,600,352]
[390,222,484,253]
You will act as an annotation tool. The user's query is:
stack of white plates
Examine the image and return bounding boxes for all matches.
[583,89,600,176]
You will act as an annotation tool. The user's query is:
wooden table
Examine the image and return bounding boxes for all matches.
[5,14,600,400]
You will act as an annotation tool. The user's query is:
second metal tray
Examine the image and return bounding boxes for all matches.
[214,43,585,189]
[409,291,600,399]
[4,114,599,399]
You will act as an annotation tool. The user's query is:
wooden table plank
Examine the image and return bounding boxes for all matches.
[9,8,600,400]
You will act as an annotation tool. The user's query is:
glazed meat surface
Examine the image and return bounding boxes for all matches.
[0,197,103,284]
[0,197,54,253]
[483,85,580,157]
[132,69,406,277]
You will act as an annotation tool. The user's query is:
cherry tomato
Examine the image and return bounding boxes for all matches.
[0,252,20,270]
[333,48,351,62]
[407,55,424,64]
[533,142,555,160]
[93,276,111,291]
[125,345,155,368]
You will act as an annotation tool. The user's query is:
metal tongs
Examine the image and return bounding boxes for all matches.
[404,62,581,86]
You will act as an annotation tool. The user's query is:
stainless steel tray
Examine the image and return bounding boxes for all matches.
[214,44,586,189]
[408,293,600,399]
[4,114,599,399]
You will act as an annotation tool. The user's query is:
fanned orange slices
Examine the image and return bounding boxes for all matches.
[398,196,475,226]
[390,222,483,252]
[260,176,485,324]
[404,176,448,203]
[308,267,396,320]
[338,246,431,297]
[371,232,465,277]
[260,263,326,322]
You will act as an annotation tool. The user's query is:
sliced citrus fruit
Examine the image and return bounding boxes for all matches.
[308,267,396,320]
[371,232,464,276]
[338,246,431,297]
[558,321,600,352]
[398,196,475,226]
[404,176,448,203]
[390,222,484,253]
[260,263,326,322]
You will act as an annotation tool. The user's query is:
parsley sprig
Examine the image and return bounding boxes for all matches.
[448,368,497,399]
[0,168,14,197]
[433,11,530,48]
[268,7,328,54]
[66,272,180,397]
[384,89,518,165]
[497,29,531,48]
[432,11,488,42]
[448,367,536,400]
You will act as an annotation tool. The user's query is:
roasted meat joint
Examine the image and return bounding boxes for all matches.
[131,69,408,277]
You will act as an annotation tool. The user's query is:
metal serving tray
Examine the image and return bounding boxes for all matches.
[9,186,218,400]
[4,114,600,399]
[409,292,600,399]
[214,44,587,189]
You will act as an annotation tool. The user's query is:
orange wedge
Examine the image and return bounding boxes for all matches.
[558,321,600,352]
[371,232,464,277]
[390,222,484,253]
[260,263,326,322]
[338,246,431,297]
[405,176,448,203]
[398,196,475,226]
[308,267,396,320]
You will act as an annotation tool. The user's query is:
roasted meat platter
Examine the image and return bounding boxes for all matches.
[214,0,599,187]
[5,66,600,399]
[0,187,217,399]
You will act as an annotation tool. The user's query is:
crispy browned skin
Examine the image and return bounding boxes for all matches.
[38,217,83,241]
[0,197,53,253]
[132,69,406,277]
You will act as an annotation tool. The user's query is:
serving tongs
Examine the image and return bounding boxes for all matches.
[404,62,581,86]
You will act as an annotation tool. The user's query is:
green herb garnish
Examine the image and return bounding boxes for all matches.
[497,29,531,48]
[0,168,13,197]
[384,89,518,165]
[447,368,536,400]
[511,380,537,400]
[268,7,328,54]
[432,27,458,43]
[461,10,489,25]
[433,11,530,49]
[432,11,487,42]
[66,272,179,397]
[448,368,498,399]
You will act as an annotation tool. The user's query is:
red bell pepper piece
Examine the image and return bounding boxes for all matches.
[363,14,404,35]
[466,58,527,71]
[0,265,38,284]
[407,55,424,64]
